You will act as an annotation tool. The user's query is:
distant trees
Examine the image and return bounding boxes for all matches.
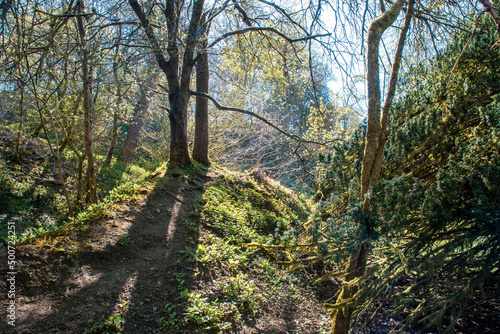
[203,24,357,190]
[118,65,156,164]
[128,0,331,167]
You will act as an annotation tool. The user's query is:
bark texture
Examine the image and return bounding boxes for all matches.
[192,15,211,165]
[118,76,154,164]
[76,0,97,204]
[330,1,408,333]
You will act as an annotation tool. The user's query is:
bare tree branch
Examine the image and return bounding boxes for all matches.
[208,26,330,49]
[256,0,309,35]
[447,9,487,90]
[232,0,254,26]
[188,89,340,146]
[478,0,500,36]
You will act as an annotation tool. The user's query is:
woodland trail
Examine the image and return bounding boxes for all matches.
[0,173,214,334]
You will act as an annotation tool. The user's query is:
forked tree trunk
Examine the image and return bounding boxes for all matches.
[118,76,154,164]
[129,0,206,167]
[330,1,410,333]
[192,16,210,165]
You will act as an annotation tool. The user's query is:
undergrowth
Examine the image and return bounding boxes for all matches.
[157,171,330,333]
[0,128,157,247]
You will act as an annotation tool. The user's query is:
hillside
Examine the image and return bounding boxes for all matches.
[0,160,333,333]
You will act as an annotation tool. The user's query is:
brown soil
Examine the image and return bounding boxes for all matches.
[0,172,330,334]
[0,174,212,333]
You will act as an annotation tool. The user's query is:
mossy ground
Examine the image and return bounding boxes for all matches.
[0,128,151,247]
[0,159,332,333]
[170,171,331,333]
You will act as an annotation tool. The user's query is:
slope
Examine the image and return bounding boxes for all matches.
[0,165,332,333]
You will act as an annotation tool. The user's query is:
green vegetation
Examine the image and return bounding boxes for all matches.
[311,20,500,332]
[1,1,499,333]
[85,302,134,334]
[155,171,330,333]
[0,131,69,245]
[0,128,156,246]
[200,172,308,243]
[98,161,149,196]
[85,313,125,334]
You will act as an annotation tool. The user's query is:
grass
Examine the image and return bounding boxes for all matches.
[6,154,331,333]
[98,161,149,196]
[156,171,330,333]
[0,129,160,247]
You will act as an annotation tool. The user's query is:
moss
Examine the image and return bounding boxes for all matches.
[177,170,329,332]
[198,171,309,244]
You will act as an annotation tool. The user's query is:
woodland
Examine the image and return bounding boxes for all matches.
[0,0,499,333]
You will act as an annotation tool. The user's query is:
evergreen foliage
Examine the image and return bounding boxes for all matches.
[312,20,500,332]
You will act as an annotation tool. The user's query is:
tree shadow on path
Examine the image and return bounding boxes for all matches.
[0,170,213,334]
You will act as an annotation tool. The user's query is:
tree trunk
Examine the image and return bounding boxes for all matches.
[330,1,408,333]
[168,94,192,166]
[14,82,24,163]
[103,107,119,166]
[76,0,97,204]
[129,0,206,167]
[59,127,71,154]
[118,76,154,164]
[32,122,43,138]
[76,154,85,207]
[192,17,210,165]
[103,58,122,167]
[330,243,370,333]
[32,91,74,217]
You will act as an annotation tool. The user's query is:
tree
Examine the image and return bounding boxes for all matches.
[103,30,128,168]
[328,2,411,332]
[310,2,500,333]
[76,0,97,204]
[192,13,210,165]
[129,0,206,166]
[118,68,156,164]
[129,0,329,167]
[0,0,78,216]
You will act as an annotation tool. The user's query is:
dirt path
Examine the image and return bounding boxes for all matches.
[1,175,212,333]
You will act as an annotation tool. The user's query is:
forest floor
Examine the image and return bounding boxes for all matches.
[1,130,486,334]
[0,166,335,333]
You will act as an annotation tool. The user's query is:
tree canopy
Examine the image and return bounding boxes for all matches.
[0,1,499,333]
